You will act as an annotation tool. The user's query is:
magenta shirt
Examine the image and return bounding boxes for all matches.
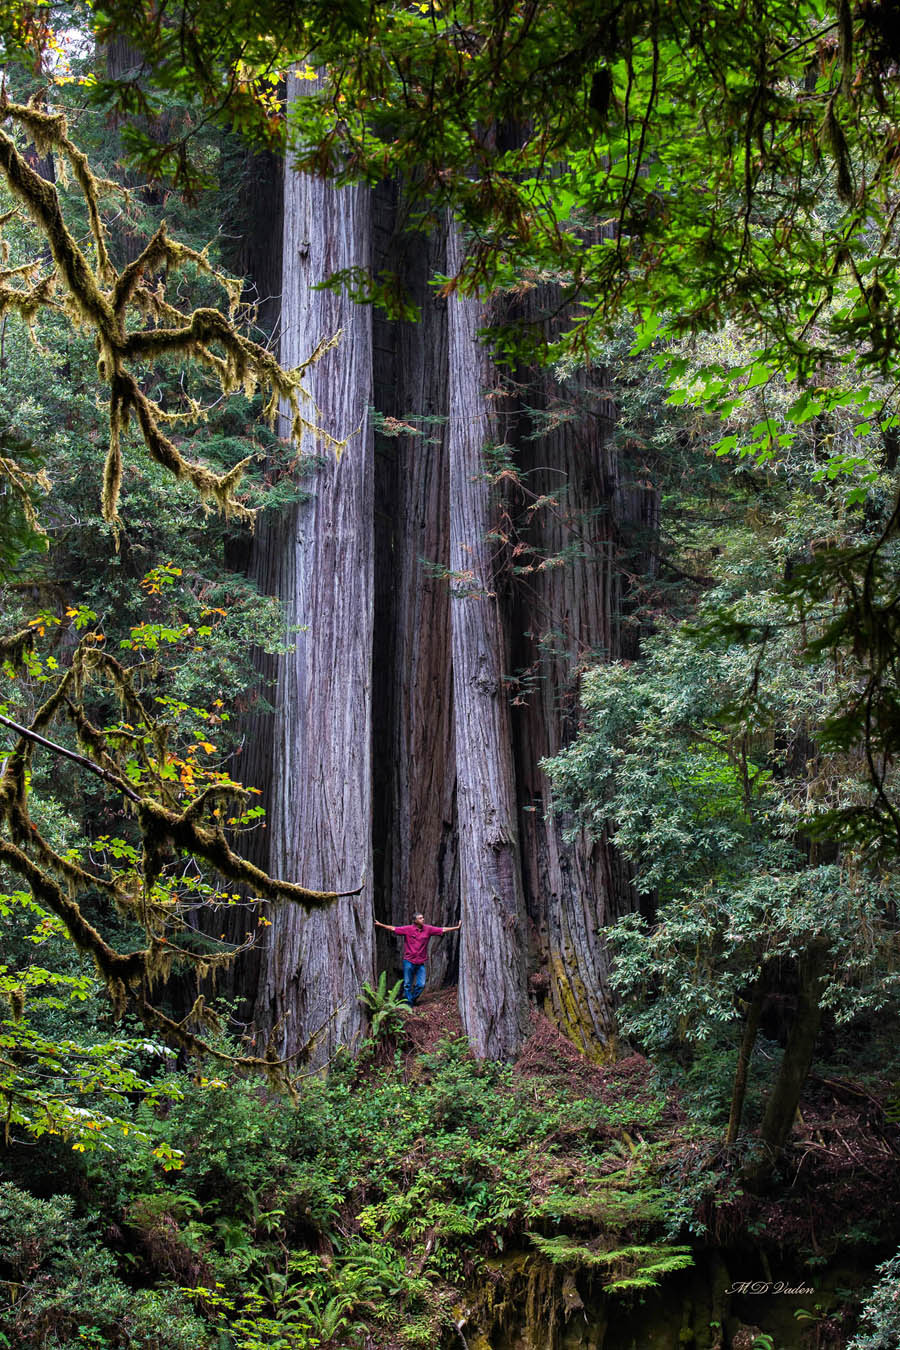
[395,923,444,964]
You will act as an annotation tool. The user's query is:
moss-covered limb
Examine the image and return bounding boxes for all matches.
[4,96,124,280]
[130,992,308,1087]
[0,838,289,1084]
[3,637,351,911]
[0,279,57,346]
[112,220,236,319]
[56,136,118,286]
[0,837,147,985]
[0,116,115,335]
[62,696,143,787]
[117,369,255,525]
[122,308,299,412]
[24,665,76,740]
[103,385,124,530]
[0,451,51,531]
[0,795,333,1080]
[111,220,172,316]
[136,992,350,1081]
[72,647,157,737]
[1,804,125,901]
[135,796,363,909]
[0,98,338,531]
[0,260,55,328]
[62,650,167,791]
[0,774,126,905]
[147,931,254,973]
[0,771,114,905]
[0,702,137,803]
[0,628,34,664]
[0,259,42,283]
[0,685,140,896]
[180,781,250,823]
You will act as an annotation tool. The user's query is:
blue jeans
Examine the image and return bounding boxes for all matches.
[402,959,427,1006]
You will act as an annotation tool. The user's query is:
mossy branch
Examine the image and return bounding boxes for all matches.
[0,96,341,533]
[0,709,141,802]
[0,837,147,986]
[0,623,363,1077]
[0,836,321,1087]
[135,796,358,908]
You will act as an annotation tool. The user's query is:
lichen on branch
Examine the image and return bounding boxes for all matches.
[0,624,362,1085]
[0,92,342,533]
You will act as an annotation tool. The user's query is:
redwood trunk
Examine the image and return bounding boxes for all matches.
[447,222,529,1060]
[509,359,654,1056]
[372,195,459,988]
[249,71,374,1064]
[726,977,766,1146]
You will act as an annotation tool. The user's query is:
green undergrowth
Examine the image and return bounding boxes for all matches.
[0,1033,690,1349]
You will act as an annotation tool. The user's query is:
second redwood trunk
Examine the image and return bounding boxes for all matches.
[447,223,530,1059]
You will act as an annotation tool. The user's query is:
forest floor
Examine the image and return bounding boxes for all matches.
[359,988,900,1348]
[403,989,900,1244]
[3,992,900,1349]
[404,986,657,1101]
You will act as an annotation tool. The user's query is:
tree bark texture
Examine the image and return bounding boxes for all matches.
[371,190,459,989]
[224,164,662,1062]
[757,947,827,1160]
[249,70,374,1064]
[508,357,655,1056]
[447,222,530,1060]
[104,37,175,266]
[726,978,766,1146]
[220,139,284,339]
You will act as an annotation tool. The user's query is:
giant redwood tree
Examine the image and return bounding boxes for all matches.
[246,70,375,1065]
[446,222,531,1059]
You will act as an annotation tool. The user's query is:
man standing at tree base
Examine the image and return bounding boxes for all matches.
[375,912,460,1005]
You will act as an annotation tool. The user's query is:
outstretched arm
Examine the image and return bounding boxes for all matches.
[444,923,461,932]
[374,919,397,932]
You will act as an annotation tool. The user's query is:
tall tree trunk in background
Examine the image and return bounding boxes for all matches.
[754,946,828,1171]
[509,361,655,1057]
[371,194,459,988]
[249,70,374,1064]
[219,139,284,585]
[220,141,284,339]
[104,37,174,266]
[448,223,529,1059]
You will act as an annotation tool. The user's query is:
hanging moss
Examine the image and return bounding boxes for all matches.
[0,617,363,1085]
[0,94,342,534]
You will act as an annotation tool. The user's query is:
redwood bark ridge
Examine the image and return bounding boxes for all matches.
[251,71,375,1064]
[447,222,530,1060]
[509,358,652,1056]
[372,201,459,988]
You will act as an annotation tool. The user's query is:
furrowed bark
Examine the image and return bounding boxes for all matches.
[249,70,375,1064]
[447,221,529,1060]
[371,188,459,988]
[755,947,828,1166]
[509,354,654,1057]
[726,977,766,1146]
